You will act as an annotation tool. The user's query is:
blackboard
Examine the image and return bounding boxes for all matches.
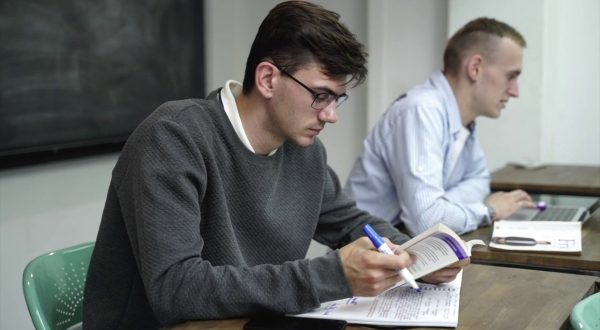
[0,0,204,164]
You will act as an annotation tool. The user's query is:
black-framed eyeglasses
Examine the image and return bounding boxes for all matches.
[273,64,349,110]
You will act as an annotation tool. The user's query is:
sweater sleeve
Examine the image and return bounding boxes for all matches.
[313,163,411,248]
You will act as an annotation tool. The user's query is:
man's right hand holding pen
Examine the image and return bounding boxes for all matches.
[338,225,463,297]
[339,235,414,296]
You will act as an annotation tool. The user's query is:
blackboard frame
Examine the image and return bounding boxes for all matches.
[0,0,205,168]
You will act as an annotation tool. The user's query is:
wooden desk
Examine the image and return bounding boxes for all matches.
[462,209,600,275]
[491,164,600,196]
[172,264,599,330]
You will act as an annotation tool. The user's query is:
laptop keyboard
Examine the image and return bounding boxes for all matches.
[531,207,579,221]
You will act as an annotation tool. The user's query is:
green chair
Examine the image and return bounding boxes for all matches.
[22,242,94,330]
[570,292,600,330]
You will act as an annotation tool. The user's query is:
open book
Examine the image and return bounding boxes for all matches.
[292,272,463,327]
[290,224,484,327]
[489,220,582,254]
[398,223,484,281]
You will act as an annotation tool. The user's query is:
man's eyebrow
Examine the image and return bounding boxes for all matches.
[313,85,346,97]
[508,70,521,78]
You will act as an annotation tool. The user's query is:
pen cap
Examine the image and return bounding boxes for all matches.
[536,201,548,211]
[363,224,384,249]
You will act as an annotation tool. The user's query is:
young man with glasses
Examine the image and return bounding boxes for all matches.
[84,1,461,328]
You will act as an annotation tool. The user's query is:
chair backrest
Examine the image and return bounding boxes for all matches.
[22,242,95,330]
[570,292,600,330]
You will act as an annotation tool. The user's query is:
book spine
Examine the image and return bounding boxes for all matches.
[433,233,468,259]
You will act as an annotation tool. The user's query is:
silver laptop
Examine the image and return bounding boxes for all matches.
[505,194,599,222]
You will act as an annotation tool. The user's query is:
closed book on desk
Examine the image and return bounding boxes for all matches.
[489,220,582,254]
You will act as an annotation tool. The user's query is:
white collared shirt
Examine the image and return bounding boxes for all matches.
[344,71,491,236]
[220,80,277,156]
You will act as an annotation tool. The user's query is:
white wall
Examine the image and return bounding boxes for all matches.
[366,0,448,129]
[539,0,600,166]
[448,0,600,170]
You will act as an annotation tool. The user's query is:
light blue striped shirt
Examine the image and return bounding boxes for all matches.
[344,71,491,236]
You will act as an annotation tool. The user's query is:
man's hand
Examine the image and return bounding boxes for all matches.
[420,261,465,284]
[339,237,412,296]
[485,189,536,220]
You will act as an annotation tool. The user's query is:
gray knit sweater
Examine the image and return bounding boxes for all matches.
[83,89,409,329]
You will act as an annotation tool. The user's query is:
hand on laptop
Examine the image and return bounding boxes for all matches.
[485,189,536,221]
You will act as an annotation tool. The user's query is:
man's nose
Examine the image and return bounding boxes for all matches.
[508,80,519,97]
[318,102,338,123]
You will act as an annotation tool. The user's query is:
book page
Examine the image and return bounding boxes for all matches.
[489,220,581,253]
[290,271,462,328]
[403,232,483,279]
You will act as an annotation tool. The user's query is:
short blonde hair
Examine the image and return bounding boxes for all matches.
[443,17,526,75]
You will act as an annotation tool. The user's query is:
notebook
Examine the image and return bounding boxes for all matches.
[504,194,599,222]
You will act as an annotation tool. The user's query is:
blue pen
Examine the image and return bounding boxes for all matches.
[363,224,421,292]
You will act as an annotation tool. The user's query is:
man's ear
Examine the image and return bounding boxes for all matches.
[465,54,484,82]
[255,62,277,99]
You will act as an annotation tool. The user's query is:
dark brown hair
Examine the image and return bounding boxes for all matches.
[242,1,368,93]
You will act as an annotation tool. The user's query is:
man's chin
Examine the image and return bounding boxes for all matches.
[291,136,317,148]
[488,108,503,118]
